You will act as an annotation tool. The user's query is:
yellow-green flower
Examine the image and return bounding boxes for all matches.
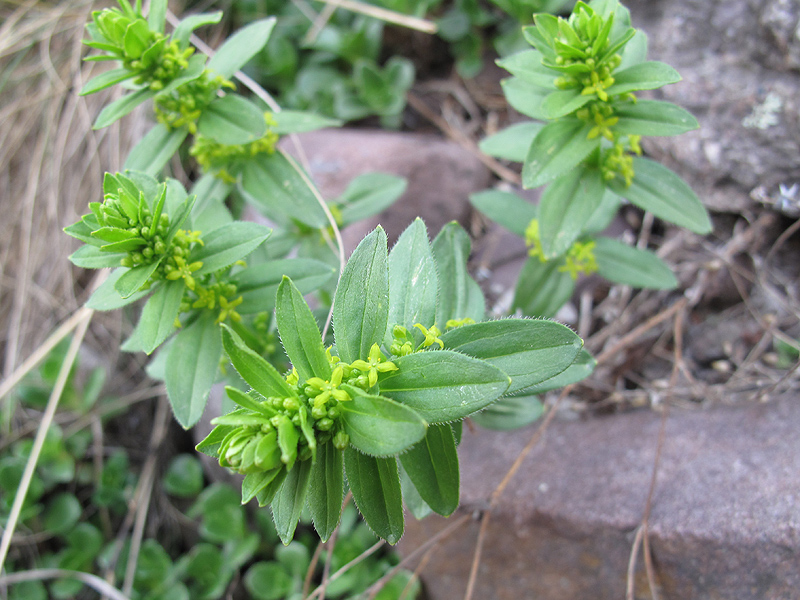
[414,323,444,349]
[350,343,399,388]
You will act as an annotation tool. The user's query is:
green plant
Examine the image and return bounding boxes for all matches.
[475,0,711,317]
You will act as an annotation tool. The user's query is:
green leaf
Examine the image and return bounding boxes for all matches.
[114,260,162,298]
[223,387,277,419]
[496,49,557,88]
[469,190,538,238]
[387,219,437,345]
[221,325,297,398]
[379,350,509,423]
[333,227,389,364]
[271,110,342,134]
[242,469,282,504]
[86,268,150,310]
[612,100,699,136]
[525,348,595,394]
[68,245,125,269]
[335,172,407,226]
[605,61,681,96]
[79,67,135,95]
[166,313,222,428]
[271,460,312,544]
[196,425,233,459]
[308,441,344,542]
[344,449,404,544]
[522,118,598,188]
[44,493,82,535]
[137,279,184,354]
[432,223,485,326]
[172,12,223,49]
[163,454,204,497]
[478,121,544,162]
[399,424,459,516]
[500,77,550,120]
[93,87,156,129]
[611,157,712,234]
[197,94,267,145]
[512,257,575,318]
[593,236,678,289]
[189,221,271,276]
[239,151,328,229]
[541,88,593,119]
[255,469,288,507]
[340,387,427,456]
[471,394,543,430]
[244,562,294,600]
[207,17,277,79]
[538,167,605,258]
[148,0,168,33]
[233,258,335,314]
[276,277,330,382]
[441,318,582,393]
[64,218,99,245]
[124,124,188,176]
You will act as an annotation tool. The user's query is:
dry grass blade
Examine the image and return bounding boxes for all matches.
[315,0,437,33]
[0,568,131,600]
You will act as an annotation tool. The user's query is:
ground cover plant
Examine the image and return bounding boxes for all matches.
[7,0,797,598]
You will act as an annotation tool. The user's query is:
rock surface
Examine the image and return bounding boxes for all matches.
[279,129,490,248]
[625,0,800,214]
[400,395,800,599]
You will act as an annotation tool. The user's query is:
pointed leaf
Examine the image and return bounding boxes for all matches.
[469,190,538,238]
[221,325,296,398]
[512,257,575,318]
[471,394,543,430]
[478,121,544,163]
[239,152,328,229]
[114,260,162,298]
[432,223,485,326]
[541,88,593,119]
[124,124,188,176]
[189,221,271,276]
[441,318,582,394]
[336,173,407,226]
[593,236,678,289]
[613,100,698,137]
[233,259,335,314]
[539,167,605,259]
[379,350,509,423]
[137,279,184,354]
[271,461,312,544]
[197,94,267,146]
[501,77,550,120]
[207,18,277,79]
[386,219,437,345]
[399,424,459,516]
[525,348,595,394]
[68,245,125,269]
[86,268,150,310]
[333,227,389,364]
[605,61,681,96]
[611,157,711,234]
[308,442,344,542]
[172,11,223,48]
[276,277,330,382]
[340,387,427,457]
[271,110,342,135]
[496,49,556,88]
[166,313,222,428]
[80,67,135,96]
[523,118,598,188]
[344,449,403,544]
[93,88,156,129]
[242,469,282,504]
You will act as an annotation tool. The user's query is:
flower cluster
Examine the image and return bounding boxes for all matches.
[212,342,399,478]
[86,3,193,92]
[525,218,598,279]
[189,113,280,181]
[154,71,235,132]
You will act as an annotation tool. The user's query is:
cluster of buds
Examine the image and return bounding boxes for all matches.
[86,4,193,92]
[600,134,642,186]
[155,71,235,132]
[213,343,399,477]
[524,218,598,279]
[189,112,280,181]
[545,3,625,101]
